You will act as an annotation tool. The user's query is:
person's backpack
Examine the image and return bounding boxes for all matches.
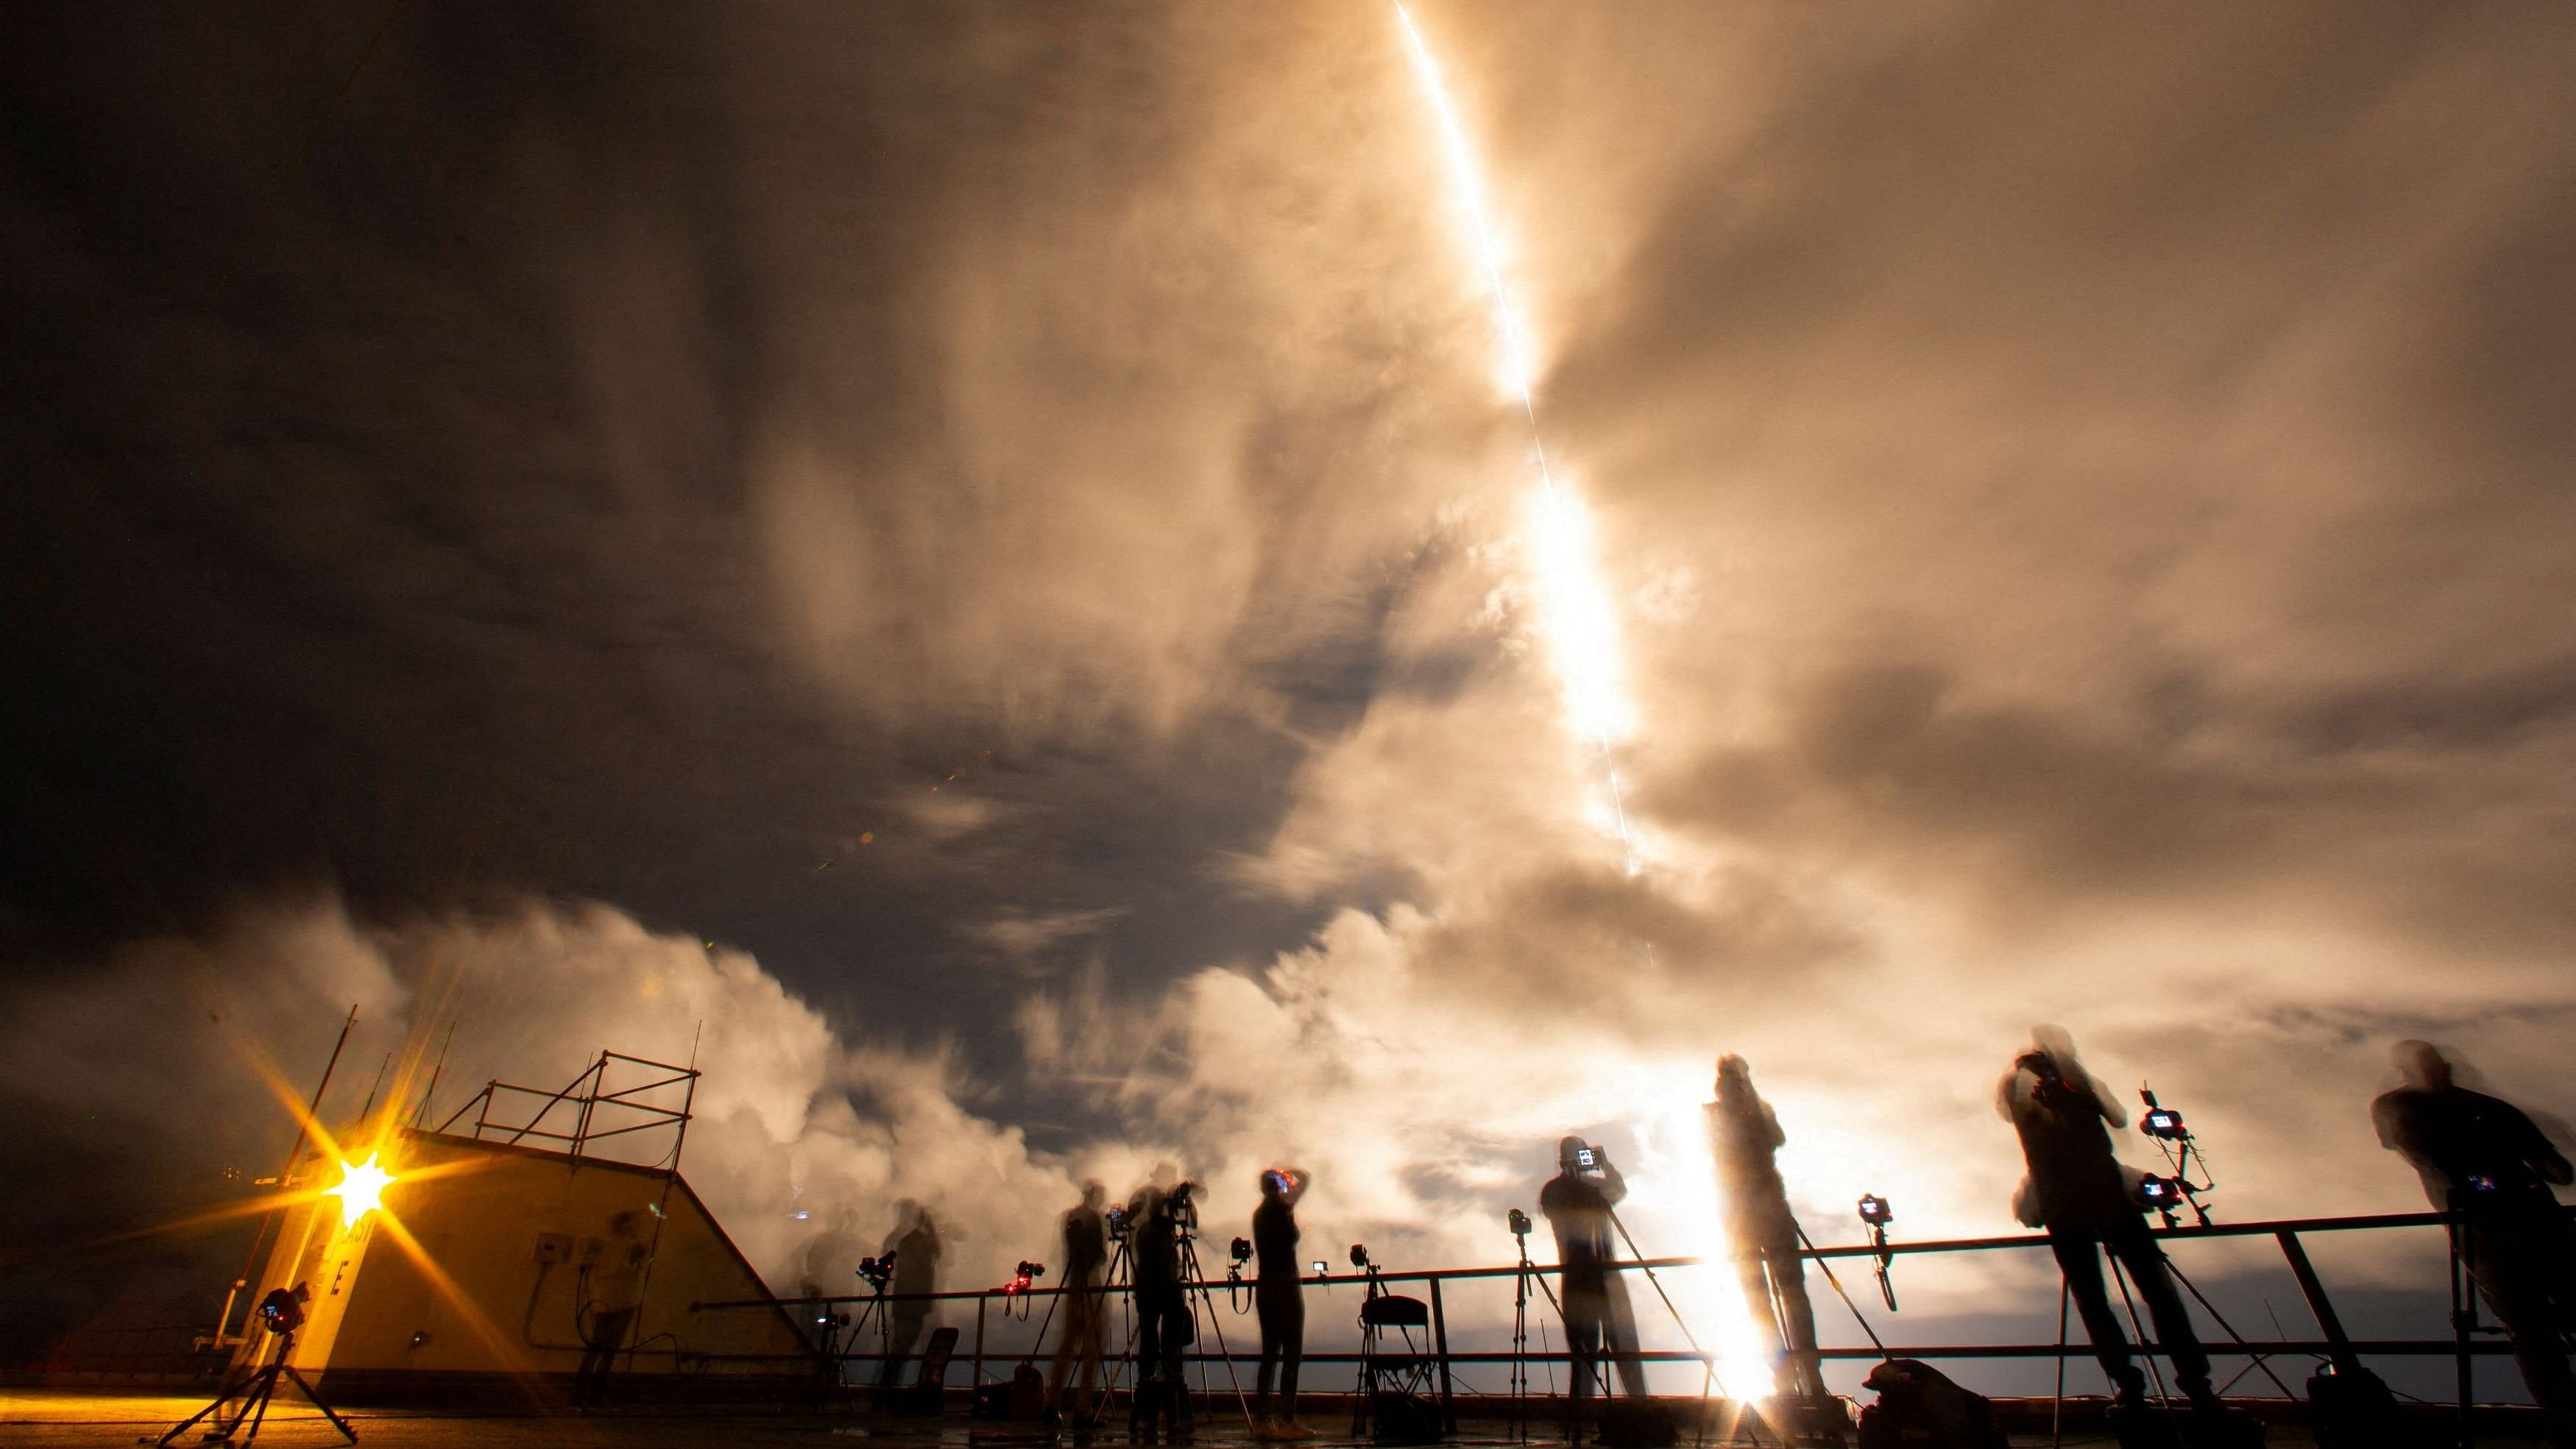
[1857,1359,2008,1449]
[2308,1363,2405,1449]
[1010,1361,1047,1419]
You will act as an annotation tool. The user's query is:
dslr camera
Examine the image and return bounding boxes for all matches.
[857,1253,895,1290]
[257,1283,311,1336]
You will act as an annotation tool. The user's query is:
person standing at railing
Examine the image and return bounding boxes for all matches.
[874,1201,942,1403]
[2374,1039,2576,1436]
[1707,1056,1829,1409]
[1047,1180,1111,1425]
[1540,1135,1649,1432]
[1998,1028,2218,1417]
[1251,1166,1314,1439]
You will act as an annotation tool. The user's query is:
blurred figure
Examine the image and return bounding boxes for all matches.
[1707,1056,1827,1405]
[2374,1040,2576,1431]
[1540,1135,1649,1430]
[1998,1028,2215,1414]
[798,1202,863,1303]
[1252,1167,1314,1439]
[575,1210,647,1406]
[1047,1180,1111,1424]
[875,1200,943,1403]
[1130,1167,1197,1441]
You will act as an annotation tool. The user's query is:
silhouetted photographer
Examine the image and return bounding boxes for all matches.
[1541,1135,1649,1428]
[2374,1040,2576,1431]
[875,1201,942,1402]
[1708,1055,1828,1406]
[576,1211,647,1407]
[1129,1172,1197,1440]
[1998,1029,2218,1417]
[1049,1180,1111,1424]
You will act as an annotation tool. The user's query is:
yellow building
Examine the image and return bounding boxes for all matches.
[235,1125,810,1404]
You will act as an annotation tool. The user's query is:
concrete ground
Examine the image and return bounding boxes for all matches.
[13,1389,2544,1449]
[0,1390,2131,1449]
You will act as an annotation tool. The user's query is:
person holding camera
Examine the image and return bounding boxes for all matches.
[1047,1180,1112,1424]
[1251,1167,1314,1439]
[1540,1136,1649,1429]
[2374,1040,2576,1429]
[1998,1029,2215,1415]
[1707,1055,1828,1408]
[1130,1172,1197,1439]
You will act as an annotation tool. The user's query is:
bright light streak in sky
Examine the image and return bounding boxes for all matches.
[1394,2,1771,1397]
[1395,4,1641,863]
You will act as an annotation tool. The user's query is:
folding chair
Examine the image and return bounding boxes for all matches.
[1353,1289,1443,1445]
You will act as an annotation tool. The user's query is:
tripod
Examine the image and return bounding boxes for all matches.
[158,1328,357,1448]
[1510,1223,1568,1442]
[1603,1206,1773,1449]
[824,1278,891,1397]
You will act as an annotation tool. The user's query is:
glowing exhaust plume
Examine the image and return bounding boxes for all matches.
[325,1152,397,1230]
[1394,8,1777,1398]
[1394,4,1639,862]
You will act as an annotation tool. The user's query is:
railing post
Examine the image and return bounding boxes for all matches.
[975,1293,989,1395]
[1429,1276,1457,1434]
[2273,1230,2358,1377]
[2450,1196,2476,1449]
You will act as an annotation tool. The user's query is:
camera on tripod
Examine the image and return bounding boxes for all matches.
[1857,1194,1900,1311]
[2136,1083,2216,1225]
[857,1253,895,1290]
[2140,1094,2187,1141]
[1105,1205,1130,1243]
[258,1284,310,1336]
[1348,1243,1373,1271]
[1507,1207,1532,1238]
[1003,1260,1046,1295]
[1229,1236,1253,1268]
[1166,1180,1198,1236]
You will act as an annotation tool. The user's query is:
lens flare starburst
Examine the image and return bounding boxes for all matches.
[325,1152,397,1230]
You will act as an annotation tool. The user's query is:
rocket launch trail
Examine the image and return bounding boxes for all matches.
[1393,4,1642,871]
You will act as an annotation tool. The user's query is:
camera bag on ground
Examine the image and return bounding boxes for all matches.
[1857,1358,2007,1449]
[2307,1358,2408,1449]
[1367,1389,1444,1445]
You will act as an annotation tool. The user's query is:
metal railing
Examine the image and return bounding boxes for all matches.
[692,1206,2508,1391]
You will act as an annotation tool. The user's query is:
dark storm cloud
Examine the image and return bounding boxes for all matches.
[0,3,1454,1028]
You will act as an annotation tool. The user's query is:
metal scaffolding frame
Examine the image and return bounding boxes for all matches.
[434,1049,700,1166]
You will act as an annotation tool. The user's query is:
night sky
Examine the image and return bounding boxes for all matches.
[5,1,2574,1390]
